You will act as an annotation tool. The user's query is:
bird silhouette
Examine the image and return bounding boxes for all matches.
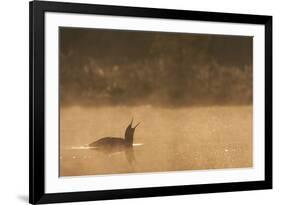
[89,118,140,163]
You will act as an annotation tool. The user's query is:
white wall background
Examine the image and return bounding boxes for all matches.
[0,0,279,204]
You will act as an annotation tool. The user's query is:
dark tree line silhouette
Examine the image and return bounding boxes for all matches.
[60,27,252,107]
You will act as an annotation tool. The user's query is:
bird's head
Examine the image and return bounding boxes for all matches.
[125,118,140,144]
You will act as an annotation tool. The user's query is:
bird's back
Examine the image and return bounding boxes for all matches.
[89,137,128,153]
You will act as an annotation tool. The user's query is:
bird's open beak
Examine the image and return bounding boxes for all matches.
[134,122,140,128]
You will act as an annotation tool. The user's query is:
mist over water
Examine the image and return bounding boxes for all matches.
[60,105,252,176]
[59,28,253,176]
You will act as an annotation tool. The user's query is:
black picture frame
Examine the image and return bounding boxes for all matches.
[29,0,272,204]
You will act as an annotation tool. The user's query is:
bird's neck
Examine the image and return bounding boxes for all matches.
[125,135,133,146]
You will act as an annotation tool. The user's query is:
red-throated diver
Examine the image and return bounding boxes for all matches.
[89,118,140,163]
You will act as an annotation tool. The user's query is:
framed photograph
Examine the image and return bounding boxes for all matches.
[29,0,272,204]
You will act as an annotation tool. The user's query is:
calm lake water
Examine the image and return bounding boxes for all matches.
[60,105,252,176]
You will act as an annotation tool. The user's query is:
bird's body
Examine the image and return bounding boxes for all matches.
[89,137,130,153]
[89,119,140,163]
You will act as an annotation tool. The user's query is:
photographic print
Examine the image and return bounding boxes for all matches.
[30,1,272,203]
[59,28,253,176]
